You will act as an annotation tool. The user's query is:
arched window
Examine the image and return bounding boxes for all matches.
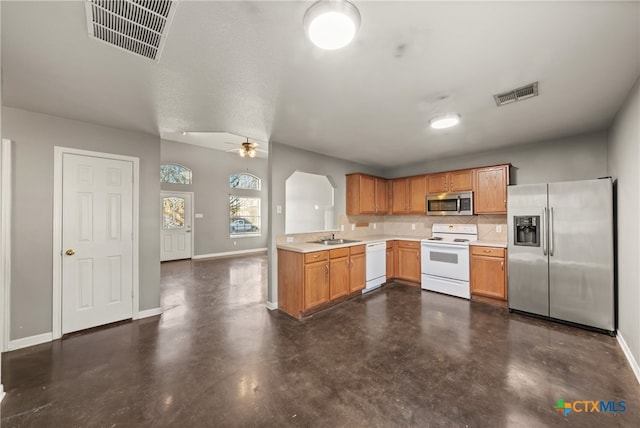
[160,164,192,184]
[229,173,261,190]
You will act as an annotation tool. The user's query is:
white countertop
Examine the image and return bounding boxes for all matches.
[277,234,427,253]
[470,240,508,248]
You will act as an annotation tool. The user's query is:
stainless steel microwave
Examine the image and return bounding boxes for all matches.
[426,191,474,216]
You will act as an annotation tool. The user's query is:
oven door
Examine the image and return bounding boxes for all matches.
[426,192,473,215]
[421,243,470,281]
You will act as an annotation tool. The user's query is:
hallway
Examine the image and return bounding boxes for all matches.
[1,254,639,426]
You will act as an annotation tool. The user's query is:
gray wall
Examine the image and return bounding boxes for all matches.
[385,131,609,185]
[267,143,384,304]
[607,76,640,370]
[161,139,268,255]
[2,107,161,340]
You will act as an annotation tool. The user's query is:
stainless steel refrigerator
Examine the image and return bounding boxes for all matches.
[507,178,615,334]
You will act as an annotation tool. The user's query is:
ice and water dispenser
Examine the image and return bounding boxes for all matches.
[513,216,540,246]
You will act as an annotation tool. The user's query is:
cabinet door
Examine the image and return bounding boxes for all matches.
[304,261,330,310]
[391,178,408,214]
[359,175,377,214]
[386,248,394,279]
[329,256,350,300]
[398,246,421,283]
[407,175,427,213]
[449,169,473,192]
[427,173,449,194]
[475,166,508,214]
[470,255,506,299]
[349,252,366,292]
[375,178,389,214]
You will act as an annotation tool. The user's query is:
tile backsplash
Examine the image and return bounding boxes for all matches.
[278,213,508,244]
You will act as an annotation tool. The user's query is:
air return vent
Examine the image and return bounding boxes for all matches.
[85,0,177,61]
[494,82,539,106]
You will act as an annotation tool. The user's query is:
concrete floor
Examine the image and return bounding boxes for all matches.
[1,253,639,427]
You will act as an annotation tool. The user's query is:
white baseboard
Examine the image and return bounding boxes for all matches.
[192,248,267,260]
[617,331,640,384]
[8,332,53,351]
[137,307,163,319]
[265,301,278,310]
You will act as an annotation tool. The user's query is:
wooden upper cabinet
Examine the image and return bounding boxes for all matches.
[427,169,473,194]
[346,173,388,215]
[427,173,449,194]
[449,169,473,192]
[475,165,509,214]
[392,175,427,214]
[391,178,408,214]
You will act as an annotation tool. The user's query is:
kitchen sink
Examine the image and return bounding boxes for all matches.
[308,238,362,245]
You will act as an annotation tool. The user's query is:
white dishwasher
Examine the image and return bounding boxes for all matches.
[364,241,386,293]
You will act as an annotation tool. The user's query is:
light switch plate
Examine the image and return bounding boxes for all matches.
[286,237,294,243]
[351,224,355,231]
[411,224,416,230]
[276,205,282,214]
[341,225,344,231]
[373,223,376,229]
[496,225,502,233]
[195,213,203,219]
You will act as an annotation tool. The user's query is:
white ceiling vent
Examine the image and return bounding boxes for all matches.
[85,0,177,61]
[494,82,539,106]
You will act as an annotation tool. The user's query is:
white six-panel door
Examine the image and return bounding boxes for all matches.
[160,191,192,261]
[62,153,133,334]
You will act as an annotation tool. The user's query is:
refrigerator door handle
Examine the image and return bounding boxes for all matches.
[542,207,547,255]
[549,207,554,256]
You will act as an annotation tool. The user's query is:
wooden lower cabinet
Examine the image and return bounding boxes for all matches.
[278,245,366,319]
[349,246,366,292]
[386,241,396,279]
[396,240,421,284]
[470,246,507,306]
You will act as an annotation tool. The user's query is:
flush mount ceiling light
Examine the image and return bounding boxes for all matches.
[430,113,462,130]
[303,0,361,50]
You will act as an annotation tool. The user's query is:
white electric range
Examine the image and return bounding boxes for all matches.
[420,224,478,299]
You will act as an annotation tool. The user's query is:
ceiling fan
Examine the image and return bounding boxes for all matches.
[225,138,266,158]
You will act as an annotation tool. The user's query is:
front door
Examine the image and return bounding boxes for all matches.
[161,192,192,261]
[62,153,134,334]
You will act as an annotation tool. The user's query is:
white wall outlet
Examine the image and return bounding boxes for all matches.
[276,205,282,214]
[286,237,294,243]
[341,225,344,231]
[233,241,237,246]
[411,224,416,230]
[373,223,376,230]
[195,213,204,219]
[496,225,502,233]
[351,224,355,231]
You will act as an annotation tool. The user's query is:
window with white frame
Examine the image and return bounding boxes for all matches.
[229,172,262,237]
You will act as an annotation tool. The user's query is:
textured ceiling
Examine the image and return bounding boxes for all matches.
[2,1,639,168]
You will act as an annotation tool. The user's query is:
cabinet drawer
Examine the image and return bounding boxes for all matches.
[350,245,366,255]
[471,246,505,257]
[305,251,329,263]
[329,247,349,259]
[398,240,420,249]
[386,240,395,249]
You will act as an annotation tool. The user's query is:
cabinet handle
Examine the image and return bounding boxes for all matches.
[483,249,491,253]
[313,254,319,258]
[325,264,329,274]
[501,261,504,271]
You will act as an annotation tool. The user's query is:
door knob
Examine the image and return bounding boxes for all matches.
[65,249,75,256]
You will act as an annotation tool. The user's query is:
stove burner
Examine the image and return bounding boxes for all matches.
[453,238,469,243]
[428,237,443,241]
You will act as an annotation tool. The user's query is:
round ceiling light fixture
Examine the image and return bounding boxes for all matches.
[430,113,462,129]
[304,0,361,50]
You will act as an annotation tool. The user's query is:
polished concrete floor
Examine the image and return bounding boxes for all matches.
[2,253,639,427]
